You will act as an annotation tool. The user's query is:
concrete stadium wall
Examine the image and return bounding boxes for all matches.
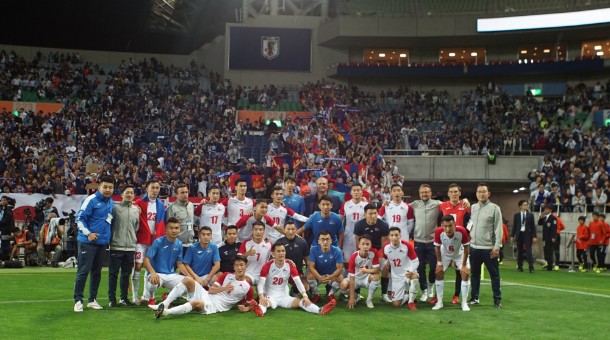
[387,155,541,181]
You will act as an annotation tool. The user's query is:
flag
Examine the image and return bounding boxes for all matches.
[251,175,264,189]
[343,163,364,177]
[228,174,241,191]
[273,156,302,169]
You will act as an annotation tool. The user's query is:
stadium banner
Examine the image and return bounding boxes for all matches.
[237,110,312,123]
[0,101,64,115]
[228,26,312,71]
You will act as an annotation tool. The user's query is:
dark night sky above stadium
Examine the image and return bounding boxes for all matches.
[0,0,238,54]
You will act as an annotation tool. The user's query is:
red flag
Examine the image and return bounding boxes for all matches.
[229,174,241,191]
[251,175,264,189]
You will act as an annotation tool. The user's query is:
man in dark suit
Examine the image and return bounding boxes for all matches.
[537,204,558,271]
[511,200,537,273]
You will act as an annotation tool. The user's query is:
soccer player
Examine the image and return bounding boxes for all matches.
[142,217,187,305]
[432,215,471,312]
[108,185,140,307]
[166,183,196,255]
[438,183,471,304]
[195,186,225,245]
[268,186,308,243]
[132,180,166,305]
[598,213,609,271]
[235,200,277,242]
[382,227,420,310]
[587,212,605,273]
[225,178,255,226]
[275,221,310,295]
[340,235,380,309]
[306,231,344,302]
[255,243,337,316]
[340,183,368,270]
[183,227,220,287]
[73,176,114,312]
[239,221,272,285]
[575,216,589,272]
[299,195,344,247]
[151,255,257,317]
[378,184,415,241]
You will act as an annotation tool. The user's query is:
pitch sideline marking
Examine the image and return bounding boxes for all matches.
[492,281,610,298]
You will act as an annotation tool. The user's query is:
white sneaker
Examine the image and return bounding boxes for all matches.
[419,288,428,302]
[87,300,103,310]
[432,303,443,311]
[356,294,363,303]
[132,298,141,306]
[148,304,160,311]
[461,303,471,312]
[74,301,83,312]
[366,299,374,309]
[381,294,392,303]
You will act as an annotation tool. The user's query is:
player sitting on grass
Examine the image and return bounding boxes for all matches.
[151,255,257,317]
[253,243,336,317]
[340,235,380,309]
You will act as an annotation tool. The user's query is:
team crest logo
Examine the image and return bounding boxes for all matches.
[262,36,280,60]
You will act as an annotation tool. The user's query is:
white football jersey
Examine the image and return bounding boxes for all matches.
[341,200,368,236]
[382,240,419,280]
[239,239,272,278]
[199,203,226,245]
[211,272,253,312]
[224,196,255,226]
[259,260,300,296]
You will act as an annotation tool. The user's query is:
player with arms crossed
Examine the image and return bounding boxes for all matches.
[432,215,471,311]
[382,227,420,310]
[340,235,380,309]
[254,243,337,317]
[151,255,257,317]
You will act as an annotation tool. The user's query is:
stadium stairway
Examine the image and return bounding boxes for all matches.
[240,134,270,164]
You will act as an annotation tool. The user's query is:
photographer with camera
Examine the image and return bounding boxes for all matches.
[36,213,63,267]
[34,197,59,237]
[0,196,16,260]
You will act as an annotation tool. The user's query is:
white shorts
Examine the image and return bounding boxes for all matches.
[190,284,219,315]
[145,273,185,293]
[441,256,470,272]
[266,293,297,309]
[352,274,371,289]
[389,276,407,302]
[134,244,149,264]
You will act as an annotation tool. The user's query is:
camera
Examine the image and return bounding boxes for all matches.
[35,199,47,211]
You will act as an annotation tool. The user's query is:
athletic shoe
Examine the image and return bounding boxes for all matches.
[321,298,337,315]
[366,299,374,309]
[494,299,502,308]
[311,294,321,304]
[428,289,435,299]
[132,298,141,306]
[542,263,548,269]
[340,293,349,302]
[428,297,438,305]
[250,300,264,317]
[154,303,165,318]
[498,261,503,265]
[419,288,428,302]
[461,303,471,312]
[452,295,459,304]
[407,302,417,311]
[553,265,559,271]
[148,298,156,306]
[148,304,161,311]
[119,299,133,307]
[580,268,587,272]
[467,298,479,305]
[74,301,83,312]
[87,300,103,310]
[595,268,601,274]
[431,302,443,310]
[578,264,584,271]
[381,294,392,303]
[327,294,336,303]
[108,299,117,308]
[356,294,363,303]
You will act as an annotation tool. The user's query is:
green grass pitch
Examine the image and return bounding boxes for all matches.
[1,260,609,339]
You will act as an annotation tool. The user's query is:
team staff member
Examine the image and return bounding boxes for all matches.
[468,183,503,308]
[511,200,537,273]
[108,185,140,307]
[275,221,310,295]
[73,176,115,312]
[538,204,558,272]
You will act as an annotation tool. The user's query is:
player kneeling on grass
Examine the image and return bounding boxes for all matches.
[340,235,380,309]
[253,243,336,317]
[382,227,419,310]
[143,218,188,305]
[151,255,257,317]
[432,215,471,312]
